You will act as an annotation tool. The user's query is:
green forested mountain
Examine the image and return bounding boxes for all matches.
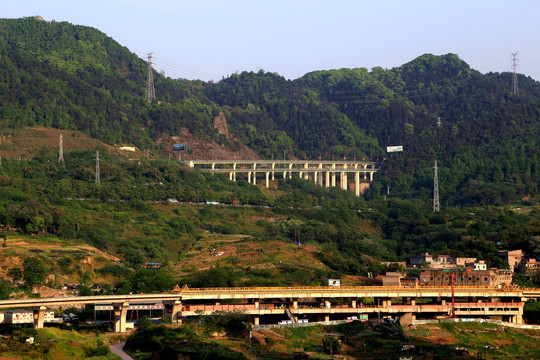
[297,54,540,205]
[1,17,540,206]
[0,17,219,148]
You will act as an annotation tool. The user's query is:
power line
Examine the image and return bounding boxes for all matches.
[152,56,219,81]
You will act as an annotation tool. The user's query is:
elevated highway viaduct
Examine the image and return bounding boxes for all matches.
[0,286,537,332]
[189,160,380,196]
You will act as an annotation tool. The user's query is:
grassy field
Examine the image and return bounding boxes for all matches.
[0,327,121,360]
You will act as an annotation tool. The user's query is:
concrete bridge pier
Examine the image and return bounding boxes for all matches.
[163,300,183,325]
[32,306,47,329]
[112,302,129,333]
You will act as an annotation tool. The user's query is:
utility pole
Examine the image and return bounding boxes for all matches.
[95,151,100,185]
[511,52,519,94]
[146,52,156,102]
[433,160,440,212]
[58,134,64,164]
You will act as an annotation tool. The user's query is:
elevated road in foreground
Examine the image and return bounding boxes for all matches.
[0,286,536,332]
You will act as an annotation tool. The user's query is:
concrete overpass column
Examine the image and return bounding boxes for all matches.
[293,300,298,310]
[343,164,348,190]
[189,161,194,168]
[324,314,330,322]
[289,163,293,179]
[331,164,336,186]
[229,172,233,181]
[253,315,260,326]
[112,302,129,333]
[411,299,416,306]
[351,299,357,308]
[341,172,347,190]
[253,172,257,185]
[314,171,318,184]
[163,300,183,325]
[304,163,309,180]
[355,172,360,196]
[233,163,237,181]
[517,303,524,324]
[255,301,260,310]
[326,171,330,188]
[265,172,270,188]
[271,163,275,180]
[248,172,252,184]
[32,306,47,329]
[369,172,374,181]
[211,163,215,170]
[325,300,331,309]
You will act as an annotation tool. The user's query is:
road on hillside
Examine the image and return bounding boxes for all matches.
[110,341,134,360]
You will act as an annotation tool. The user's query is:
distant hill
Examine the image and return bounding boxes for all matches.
[1,17,539,205]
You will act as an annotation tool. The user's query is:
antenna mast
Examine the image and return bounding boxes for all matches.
[95,151,100,185]
[146,52,156,102]
[433,160,440,212]
[58,134,64,163]
[511,52,519,94]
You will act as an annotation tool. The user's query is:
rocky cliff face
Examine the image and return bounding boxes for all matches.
[158,127,260,160]
[213,112,229,139]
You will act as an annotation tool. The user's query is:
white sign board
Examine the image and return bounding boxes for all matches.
[387,145,403,153]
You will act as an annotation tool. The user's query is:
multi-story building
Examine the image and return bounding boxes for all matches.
[523,258,540,276]
[455,257,477,267]
[419,268,512,287]
[473,260,488,271]
[497,250,523,272]
[2,310,54,324]
[381,272,419,287]
[410,253,455,268]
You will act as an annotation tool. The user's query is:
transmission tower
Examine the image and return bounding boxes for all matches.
[95,151,100,185]
[146,52,156,102]
[436,117,442,127]
[511,52,519,94]
[433,160,440,212]
[58,134,64,163]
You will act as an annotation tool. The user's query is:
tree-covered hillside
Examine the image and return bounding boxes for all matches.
[298,54,540,204]
[0,17,220,148]
[1,18,539,206]
[203,71,381,159]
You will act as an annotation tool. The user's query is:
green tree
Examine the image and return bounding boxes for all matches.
[23,257,47,287]
[7,267,22,281]
[322,335,341,355]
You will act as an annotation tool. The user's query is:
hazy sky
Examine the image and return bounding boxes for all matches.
[4,0,540,82]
